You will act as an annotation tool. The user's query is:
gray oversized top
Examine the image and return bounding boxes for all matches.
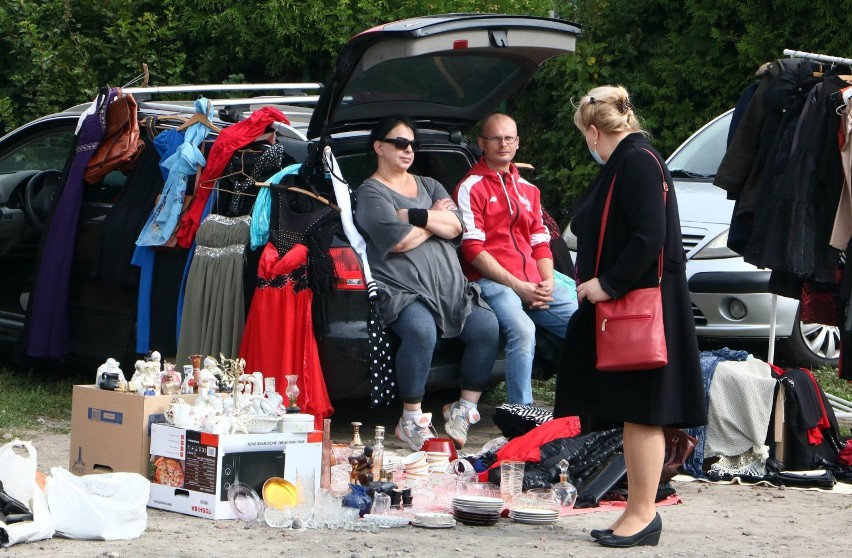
[354,175,485,337]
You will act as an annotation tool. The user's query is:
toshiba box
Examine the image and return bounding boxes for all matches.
[147,423,322,519]
[69,385,196,476]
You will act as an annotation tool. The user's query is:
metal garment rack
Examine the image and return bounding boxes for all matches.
[763,50,852,365]
[782,49,852,67]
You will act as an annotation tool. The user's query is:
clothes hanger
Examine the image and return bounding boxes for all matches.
[197,148,263,188]
[254,181,341,212]
[176,99,221,133]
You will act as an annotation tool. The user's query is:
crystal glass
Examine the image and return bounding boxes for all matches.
[499,460,525,504]
[295,467,316,507]
[370,492,391,515]
[523,487,560,512]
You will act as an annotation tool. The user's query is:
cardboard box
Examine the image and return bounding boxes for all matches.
[147,423,323,519]
[69,385,196,476]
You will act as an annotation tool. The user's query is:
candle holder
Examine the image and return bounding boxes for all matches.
[284,374,301,414]
[349,421,365,452]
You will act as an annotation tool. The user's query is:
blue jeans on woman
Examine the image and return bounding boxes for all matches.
[476,278,577,405]
[390,300,499,404]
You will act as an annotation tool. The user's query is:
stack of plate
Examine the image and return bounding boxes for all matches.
[412,512,456,529]
[451,495,504,526]
[508,507,559,525]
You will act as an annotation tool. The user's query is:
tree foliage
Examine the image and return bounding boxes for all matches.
[3,0,852,223]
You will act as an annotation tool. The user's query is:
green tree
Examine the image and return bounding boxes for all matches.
[0,0,185,132]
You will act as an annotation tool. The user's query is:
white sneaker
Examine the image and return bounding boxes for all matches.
[395,413,434,452]
[442,401,480,449]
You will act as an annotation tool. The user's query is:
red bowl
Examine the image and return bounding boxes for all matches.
[421,437,458,461]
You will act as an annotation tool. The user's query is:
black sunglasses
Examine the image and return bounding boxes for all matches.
[382,137,421,151]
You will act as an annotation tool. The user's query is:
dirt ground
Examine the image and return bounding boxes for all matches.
[2,393,851,558]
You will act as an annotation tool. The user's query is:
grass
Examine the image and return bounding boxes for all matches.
[0,367,78,437]
[0,359,850,438]
[812,365,852,401]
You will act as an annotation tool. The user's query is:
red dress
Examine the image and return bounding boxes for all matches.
[239,242,333,428]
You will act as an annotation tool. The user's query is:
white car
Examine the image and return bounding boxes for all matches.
[564,110,840,368]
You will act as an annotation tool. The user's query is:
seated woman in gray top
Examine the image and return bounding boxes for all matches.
[354,116,499,451]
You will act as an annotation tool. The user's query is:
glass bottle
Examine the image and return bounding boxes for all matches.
[371,426,385,479]
[552,459,577,509]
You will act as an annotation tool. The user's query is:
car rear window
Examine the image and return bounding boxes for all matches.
[340,55,519,109]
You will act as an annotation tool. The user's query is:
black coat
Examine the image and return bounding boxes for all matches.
[554,134,707,430]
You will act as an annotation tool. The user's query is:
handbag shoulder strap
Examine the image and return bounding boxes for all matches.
[594,148,668,282]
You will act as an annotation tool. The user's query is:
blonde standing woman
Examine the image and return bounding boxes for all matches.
[553,86,707,547]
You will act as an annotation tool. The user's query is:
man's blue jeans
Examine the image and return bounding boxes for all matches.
[476,278,577,405]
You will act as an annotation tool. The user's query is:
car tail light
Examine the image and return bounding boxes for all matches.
[330,246,366,290]
[453,40,468,49]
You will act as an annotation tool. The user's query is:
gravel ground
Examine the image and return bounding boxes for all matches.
[3,393,850,558]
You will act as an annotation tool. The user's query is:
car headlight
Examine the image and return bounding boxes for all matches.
[692,229,739,259]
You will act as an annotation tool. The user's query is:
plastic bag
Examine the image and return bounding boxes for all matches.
[0,441,54,547]
[45,467,149,540]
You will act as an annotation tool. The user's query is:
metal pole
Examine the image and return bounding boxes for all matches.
[767,293,778,364]
[782,49,852,67]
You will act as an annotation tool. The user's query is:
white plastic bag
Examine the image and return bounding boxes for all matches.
[0,440,54,547]
[45,467,150,540]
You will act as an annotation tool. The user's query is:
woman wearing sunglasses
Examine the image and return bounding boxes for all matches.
[354,115,499,451]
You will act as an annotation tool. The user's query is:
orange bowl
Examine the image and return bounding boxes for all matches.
[421,438,458,461]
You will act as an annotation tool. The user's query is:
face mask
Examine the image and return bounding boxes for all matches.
[589,148,606,165]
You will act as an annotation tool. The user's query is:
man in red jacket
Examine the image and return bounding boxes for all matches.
[454,113,577,406]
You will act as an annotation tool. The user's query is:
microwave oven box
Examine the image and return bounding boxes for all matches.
[147,423,323,519]
[69,385,197,476]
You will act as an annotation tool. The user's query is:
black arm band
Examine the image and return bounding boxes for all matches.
[408,208,429,227]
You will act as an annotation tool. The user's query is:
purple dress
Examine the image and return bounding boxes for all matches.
[26,87,116,358]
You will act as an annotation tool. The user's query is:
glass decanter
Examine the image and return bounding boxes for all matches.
[552,459,577,509]
[371,426,385,479]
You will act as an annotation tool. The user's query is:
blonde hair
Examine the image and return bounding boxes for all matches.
[573,85,644,135]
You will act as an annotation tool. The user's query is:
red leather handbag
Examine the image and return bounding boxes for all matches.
[593,149,668,372]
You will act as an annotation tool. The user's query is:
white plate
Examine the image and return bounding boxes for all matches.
[509,508,559,517]
[511,517,557,525]
[415,512,454,522]
[411,520,456,529]
[453,496,503,506]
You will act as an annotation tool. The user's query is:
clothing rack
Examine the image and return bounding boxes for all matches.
[782,49,852,67]
[762,49,852,365]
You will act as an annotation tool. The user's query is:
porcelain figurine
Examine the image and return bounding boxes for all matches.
[130,359,161,395]
[95,358,127,391]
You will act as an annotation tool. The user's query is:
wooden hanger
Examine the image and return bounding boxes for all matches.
[177,99,221,133]
[254,181,341,212]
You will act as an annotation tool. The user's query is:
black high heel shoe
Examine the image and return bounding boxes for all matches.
[590,529,613,540]
[596,513,662,548]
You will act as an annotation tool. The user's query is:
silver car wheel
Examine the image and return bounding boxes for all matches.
[798,321,841,361]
